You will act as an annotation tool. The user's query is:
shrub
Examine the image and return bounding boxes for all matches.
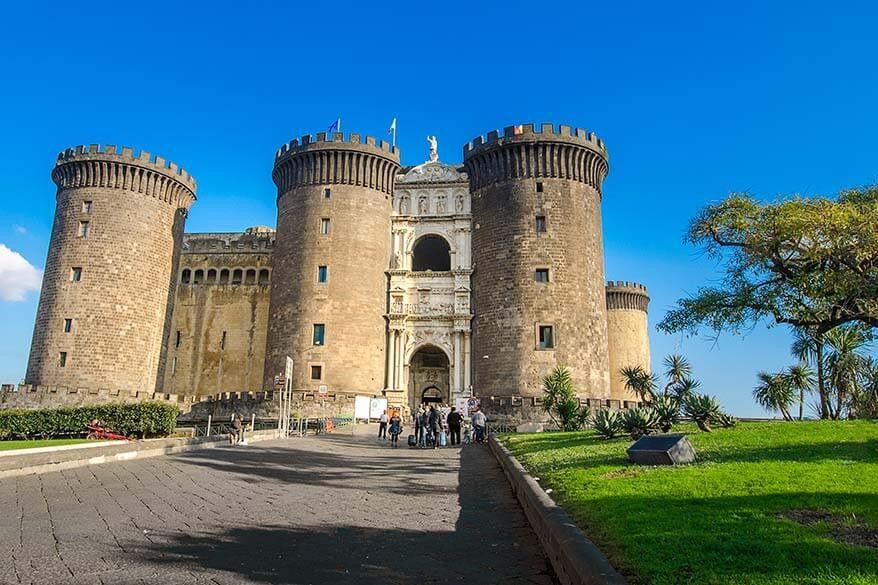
[682,393,722,432]
[715,411,738,428]
[0,402,180,439]
[651,396,680,432]
[542,366,590,431]
[619,406,661,440]
[592,409,621,439]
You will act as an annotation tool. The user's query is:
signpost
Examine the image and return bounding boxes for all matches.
[279,357,293,437]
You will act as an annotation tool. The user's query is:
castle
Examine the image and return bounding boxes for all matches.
[6,122,651,421]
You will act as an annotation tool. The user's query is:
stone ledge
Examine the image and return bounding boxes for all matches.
[0,429,280,479]
[488,435,627,585]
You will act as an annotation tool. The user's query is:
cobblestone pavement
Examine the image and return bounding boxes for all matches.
[0,427,557,585]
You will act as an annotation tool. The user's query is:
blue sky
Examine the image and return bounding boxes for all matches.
[1,1,876,416]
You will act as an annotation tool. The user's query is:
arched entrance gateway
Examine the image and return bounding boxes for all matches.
[408,345,450,410]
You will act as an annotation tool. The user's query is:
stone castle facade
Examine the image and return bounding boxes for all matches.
[8,122,651,421]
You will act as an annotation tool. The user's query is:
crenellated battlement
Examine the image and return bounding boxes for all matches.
[275,131,397,161]
[462,123,609,191]
[273,131,401,195]
[182,229,276,254]
[605,280,650,312]
[53,144,197,208]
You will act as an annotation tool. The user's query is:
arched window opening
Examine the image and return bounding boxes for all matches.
[258,269,270,284]
[181,269,191,284]
[412,235,451,271]
[232,269,243,285]
[206,269,217,284]
[219,269,229,284]
[193,269,204,284]
[245,269,256,284]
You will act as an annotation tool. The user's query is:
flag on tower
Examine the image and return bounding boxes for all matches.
[387,117,397,147]
[328,116,341,134]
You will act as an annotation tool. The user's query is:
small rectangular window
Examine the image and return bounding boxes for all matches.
[535,269,550,283]
[220,331,227,350]
[82,201,92,214]
[310,365,323,380]
[70,267,82,282]
[535,215,547,233]
[324,188,331,199]
[59,352,67,367]
[78,221,90,237]
[536,182,544,193]
[63,318,72,333]
[175,331,182,348]
[313,323,325,345]
[538,325,554,349]
[317,265,328,283]
[171,356,177,375]
[320,218,331,235]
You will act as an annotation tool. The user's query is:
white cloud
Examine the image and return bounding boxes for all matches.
[0,244,42,301]
[13,225,27,235]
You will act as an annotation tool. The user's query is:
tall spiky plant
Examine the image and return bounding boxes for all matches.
[753,371,795,421]
[791,326,829,418]
[619,365,657,403]
[824,326,871,419]
[542,366,590,431]
[662,354,692,396]
[784,364,814,421]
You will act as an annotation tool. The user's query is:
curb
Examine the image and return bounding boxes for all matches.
[0,429,281,479]
[488,435,627,585]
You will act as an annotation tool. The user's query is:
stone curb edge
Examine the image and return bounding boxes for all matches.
[0,430,281,479]
[488,435,627,585]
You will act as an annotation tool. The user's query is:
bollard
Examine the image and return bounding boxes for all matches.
[206,414,212,437]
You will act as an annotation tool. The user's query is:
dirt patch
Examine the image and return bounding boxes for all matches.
[778,509,878,548]
[601,467,644,479]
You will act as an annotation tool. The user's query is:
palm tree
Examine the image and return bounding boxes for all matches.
[824,326,871,419]
[753,371,795,420]
[662,354,692,397]
[791,326,830,419]
[784,364,814,421]
[850,358,878,419]
[669,377,701,403]
[619,365,657,403]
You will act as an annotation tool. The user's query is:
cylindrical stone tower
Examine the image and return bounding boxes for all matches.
[606,281,651,402]
[26,145,196,393]
[463,123,611,399]
[264,132,400,393]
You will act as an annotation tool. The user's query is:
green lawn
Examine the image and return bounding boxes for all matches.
[0,438,92,451]
[503,421,878,585]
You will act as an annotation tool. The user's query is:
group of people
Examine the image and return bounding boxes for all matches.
[377,405,488,448]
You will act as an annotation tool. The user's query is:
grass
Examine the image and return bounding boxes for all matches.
[0,438,92,451]
[502,421,878,585]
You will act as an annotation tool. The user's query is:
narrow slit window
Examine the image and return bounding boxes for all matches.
[220,331,227,350]
[82,201,92,214]
[536,182,544,193]
[535,215,547,233]
[63,318,72,333]
[538,325,554,349]
[320,218,331,235]
[70,267,82,282]
[175,331,182,348]
[59,352,67,367]
[78,221,90,237]
[324,188,331,199]
[171,356,177,375]
[317,265,328,283]
[535,269,550,282]
[310,365,323,380]
[313,324,325,346]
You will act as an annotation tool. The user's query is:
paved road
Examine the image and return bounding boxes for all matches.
[0,427,556,585]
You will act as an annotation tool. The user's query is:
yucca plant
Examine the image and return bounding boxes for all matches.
[542,366,590,431]
[651,396,680,432]
[669,377,701,403]
[682,393,722,432]
[714,411,738,428]
[619,406,661,440]
[619,365,657,402]
[592,408,621,439]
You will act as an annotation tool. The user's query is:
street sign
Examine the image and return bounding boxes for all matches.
[317,384,328,395]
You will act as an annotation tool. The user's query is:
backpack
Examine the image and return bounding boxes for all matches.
[407,434,416,447]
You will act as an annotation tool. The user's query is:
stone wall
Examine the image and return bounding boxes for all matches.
[0,384,194,410]
[264,132,400,395]
[162,229,273,397]
[606,281,651,402]
[25,145,196,395]
[464,123,611,400]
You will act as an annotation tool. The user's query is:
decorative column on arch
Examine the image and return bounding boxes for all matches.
[452,330,463,396]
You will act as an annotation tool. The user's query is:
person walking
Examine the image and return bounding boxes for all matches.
[417,408,428,447]
[230,413,243,445]
[413,409,422,446]
[447,407,463,446]
[428,406,442,449]
[471,407,487,444]
[378,410,388,439]
[388,412,402,447]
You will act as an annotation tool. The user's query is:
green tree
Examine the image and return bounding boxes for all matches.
[541,366,590,431]
[662,354,692,397]
[753,371,795,421]
[658,187,878,362]
[824,325,871,419]
[791,327,830,418]
[619,365,657,402]
[784,364,814,421]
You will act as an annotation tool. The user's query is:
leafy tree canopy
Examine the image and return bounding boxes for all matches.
[658,186,878,336]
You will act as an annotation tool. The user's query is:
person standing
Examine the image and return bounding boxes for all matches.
[428,406,442,449]
[471,407,487,444]
[230,413,243,445]
[378,410,388,439]
[388,412,402,447]
[447,407,463,446]
[417,408,428,447]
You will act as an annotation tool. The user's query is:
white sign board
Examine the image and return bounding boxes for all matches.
[355,396,371,421]
[317,384,328,395]
[455,397,471,420]
[369,397,388,420]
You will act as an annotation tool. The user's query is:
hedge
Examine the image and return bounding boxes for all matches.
[0,402,180,439]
